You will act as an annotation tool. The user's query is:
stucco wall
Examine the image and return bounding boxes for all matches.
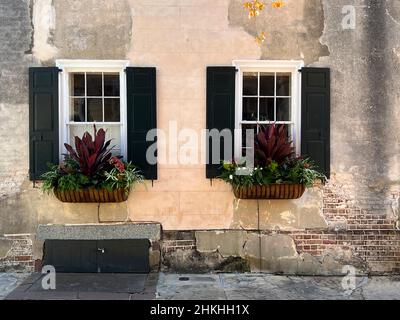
[0,1,399,249]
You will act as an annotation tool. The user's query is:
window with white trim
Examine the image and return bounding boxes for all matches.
[233,60,303,159]
[56,60,129,161]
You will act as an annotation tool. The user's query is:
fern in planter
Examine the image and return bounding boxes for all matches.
[219,124,325,199]
[41,125,143,202]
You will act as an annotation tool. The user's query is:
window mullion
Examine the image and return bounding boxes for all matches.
[84,72,87,122]
[274,72,277,123]
[102,72,105,123]
[257,72,260,126]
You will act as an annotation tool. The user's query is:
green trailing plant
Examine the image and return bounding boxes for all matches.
[219,124,326,189]
[220,158,325,189]
[41,125,143,195]
[102,161,143,193]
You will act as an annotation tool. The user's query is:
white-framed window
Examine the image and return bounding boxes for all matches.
[56,60,130,162]
[233,60,304,159]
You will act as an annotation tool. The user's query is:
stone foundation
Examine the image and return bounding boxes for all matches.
[1,182,400,275]
[160,183,400,275]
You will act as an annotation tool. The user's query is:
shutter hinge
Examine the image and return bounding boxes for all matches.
[298,69,303,73]
[58,68,63,73]
[235,68,239,73]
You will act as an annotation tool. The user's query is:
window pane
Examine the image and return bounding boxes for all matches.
[87,98,103,122]
[70,98,85,122]
[243,72,258,96]
[242,97,257,121]
[241,124,257,147]
[259,98,274,121]
[262,124,291,141]
[241,124,257,156]
[104,74,120,96]
[69,124,121,156]
[87,73,102,96]
[278,124,292,142]
[260,72,274,96]
[104,98,120,122]
[276,73,290,96]
[276,98,291,121]
[70,73,85,96]
[101,125,122,156]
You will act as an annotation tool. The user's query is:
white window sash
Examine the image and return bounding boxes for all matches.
[56,59,130,162]
[233,60,304,160]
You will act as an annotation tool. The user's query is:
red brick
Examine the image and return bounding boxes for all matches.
[14,255,32,262]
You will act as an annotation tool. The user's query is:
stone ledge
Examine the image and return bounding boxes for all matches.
[37,222,161,241]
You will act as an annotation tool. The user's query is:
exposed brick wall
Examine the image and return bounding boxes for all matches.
[290,183,400,274]
[162,231,197,253]
[0,234,34,272]
[162,240,197,253]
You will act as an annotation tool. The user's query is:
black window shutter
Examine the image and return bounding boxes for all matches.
[301,67,330,178]
[126,67,157,180]
[206,67,236,178]
[29,67,59,180]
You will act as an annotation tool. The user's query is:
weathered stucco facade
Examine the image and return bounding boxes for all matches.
[0,0,399,274]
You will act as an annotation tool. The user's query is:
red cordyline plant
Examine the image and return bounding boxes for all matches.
[64,125,117,177]
[254,124,295,166]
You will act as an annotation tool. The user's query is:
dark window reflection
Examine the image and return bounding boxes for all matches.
[104,74,120,96]
[87,73,102,96]
[276,74,290,96]
[242,98,257,121]
[104,98,120,122]
[87,98,102,122]
[243,73,258,96]
[259,98,274,121]
[276,98,291,121]
[71,98,85,122]
[260,73,274,96]
[71,73,85,96]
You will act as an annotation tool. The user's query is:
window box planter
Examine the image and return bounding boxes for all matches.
[233,183,306,200]
[53,188,128,203]
[41,126,143,203]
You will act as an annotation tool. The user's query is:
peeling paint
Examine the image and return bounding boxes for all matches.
[32,0,58,61]
[228,0,329,64]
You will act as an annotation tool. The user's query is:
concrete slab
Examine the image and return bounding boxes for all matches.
[5,272,400,300]
[156,273,227,300]
[0,273,29,299]
[37,222,162,241]
[5,273,156,300]
[156,273,400,300]
[28,273,147,293]
[361,277,400,300]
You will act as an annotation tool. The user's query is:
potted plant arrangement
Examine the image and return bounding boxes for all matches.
[41,126,143,203]
[219,124,325,200]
